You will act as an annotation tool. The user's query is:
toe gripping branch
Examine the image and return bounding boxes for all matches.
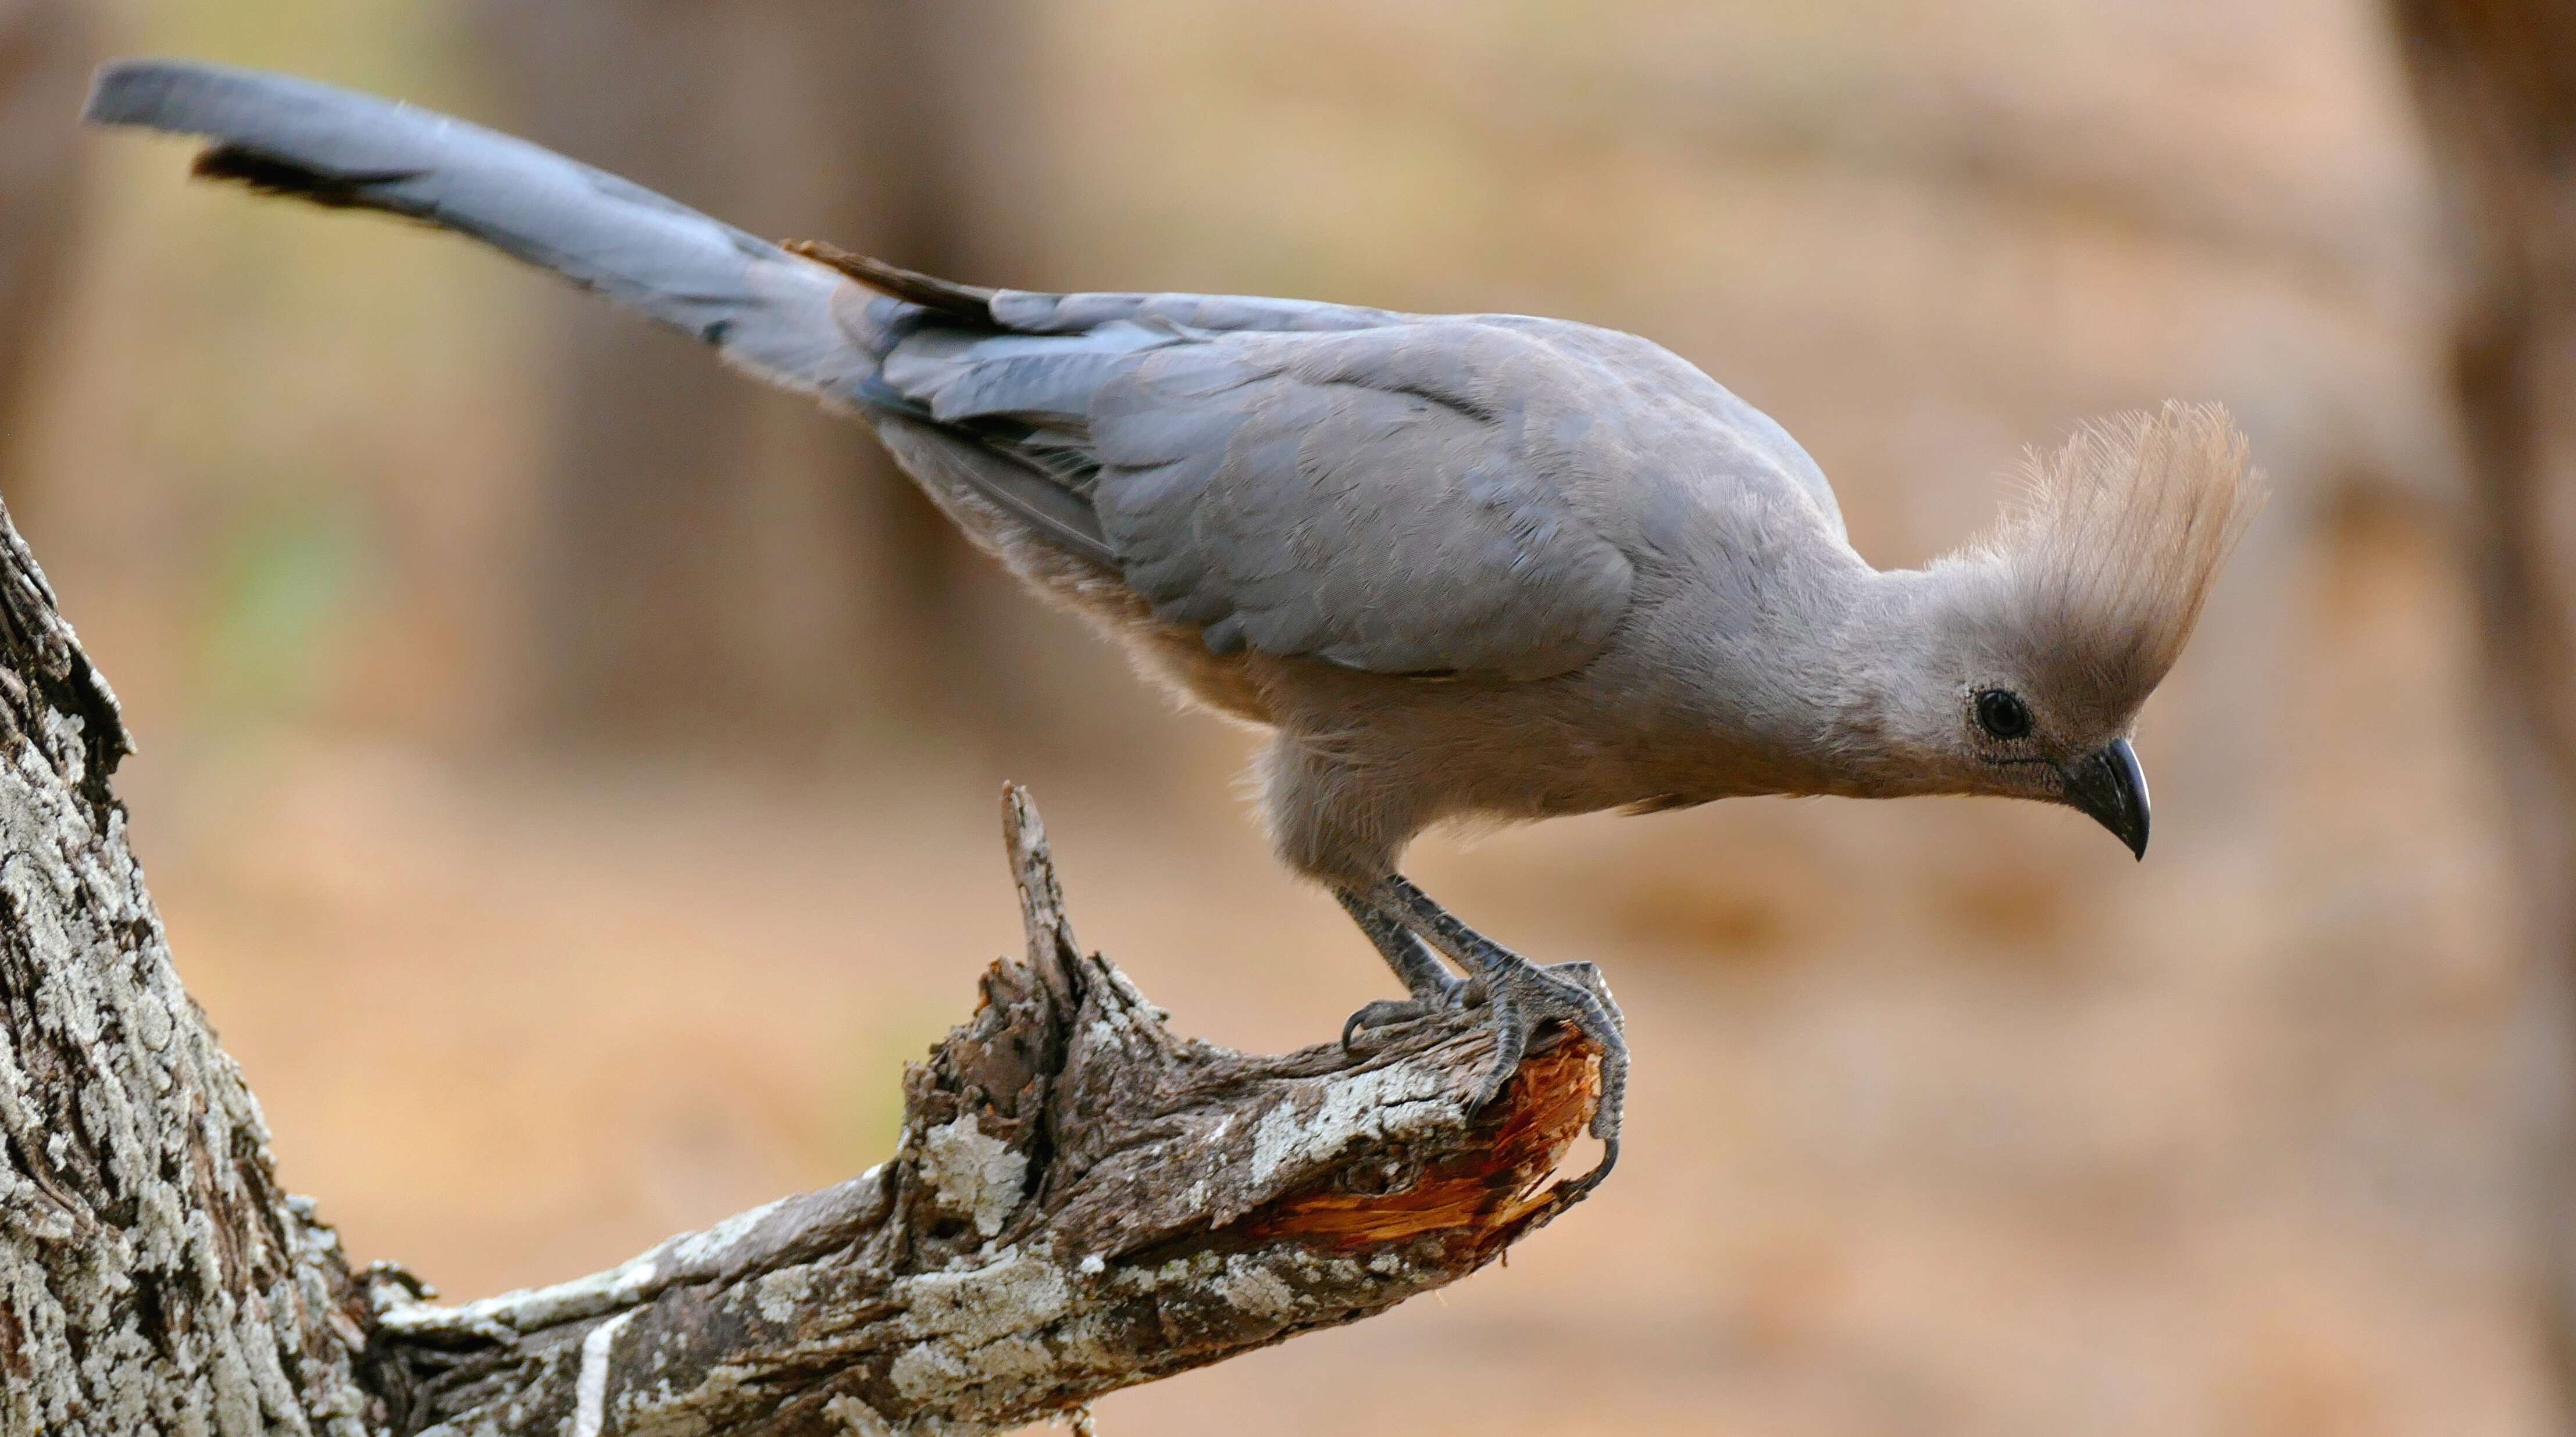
[1337,874,1629,1206]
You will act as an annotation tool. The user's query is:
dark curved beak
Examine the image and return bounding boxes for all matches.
[2062,738,2151,860]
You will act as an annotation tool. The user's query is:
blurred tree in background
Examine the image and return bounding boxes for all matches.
[0,0,93,475]
[470,0,1046,750]
[2389,0,2576,1406]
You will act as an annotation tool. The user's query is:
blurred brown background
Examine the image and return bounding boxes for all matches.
[7,0,2568,1432]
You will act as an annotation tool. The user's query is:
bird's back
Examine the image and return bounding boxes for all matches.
[836,267,1855,691]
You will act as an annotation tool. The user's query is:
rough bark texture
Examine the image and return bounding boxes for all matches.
[2386,0,2576,1410]
[0,502,381,1435]
[0,491,1608,1434]
[363,785,1603,1436]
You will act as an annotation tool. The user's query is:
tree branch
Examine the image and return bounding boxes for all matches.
[362,787,1606,1435]
[0,480,1607,1434]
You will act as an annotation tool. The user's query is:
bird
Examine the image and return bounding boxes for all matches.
[85,60,2265,1192]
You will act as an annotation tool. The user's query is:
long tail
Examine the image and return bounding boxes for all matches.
[84,59,879,400]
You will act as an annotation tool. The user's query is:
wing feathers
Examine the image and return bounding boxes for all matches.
[1080,324,1637,679]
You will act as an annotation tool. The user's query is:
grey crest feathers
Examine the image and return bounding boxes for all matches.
[1943,402,2266,727]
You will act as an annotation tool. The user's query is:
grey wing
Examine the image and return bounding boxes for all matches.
[879,311,1640,680]
[1087,324,1637,678]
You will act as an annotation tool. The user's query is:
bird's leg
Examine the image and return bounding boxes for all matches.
[1336,888,1468,1045]
[1373,875,1627,1188]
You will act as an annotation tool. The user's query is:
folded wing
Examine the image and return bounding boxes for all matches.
[870,307,1642,680]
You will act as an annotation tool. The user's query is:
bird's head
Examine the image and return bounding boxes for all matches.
[1857,403,2265,857]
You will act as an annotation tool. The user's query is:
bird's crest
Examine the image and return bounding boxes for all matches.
[1952,402,2265,718]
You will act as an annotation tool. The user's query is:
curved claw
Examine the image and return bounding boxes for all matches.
[1340,966,1472,1049]
[1554,1135,1619,1203]
[1340,996,1436,1047]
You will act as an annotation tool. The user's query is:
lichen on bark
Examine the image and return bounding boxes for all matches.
[0,503,379,1436]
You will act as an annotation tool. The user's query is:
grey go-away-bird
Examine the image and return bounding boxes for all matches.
[85,60,2265,1189]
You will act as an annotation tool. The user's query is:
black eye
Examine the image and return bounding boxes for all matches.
[1975,689,2032,741]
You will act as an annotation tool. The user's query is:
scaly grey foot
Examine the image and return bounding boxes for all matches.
[1352,877,1628,1194]
[1338,887,1469,1045]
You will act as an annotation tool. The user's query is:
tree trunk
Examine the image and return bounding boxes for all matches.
[471,1,1043,749]
[0,492,1610,1433]
[2385,0,2576,1411]
[0,510,379,1434]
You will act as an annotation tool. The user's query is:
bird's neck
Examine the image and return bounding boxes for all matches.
[1756,563,1964,799]
[1621,557,1972,809]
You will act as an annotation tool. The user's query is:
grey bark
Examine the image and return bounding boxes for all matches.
[0,507,379,1435]
[0,491,1608,1434]
[2385,0,2576,1413]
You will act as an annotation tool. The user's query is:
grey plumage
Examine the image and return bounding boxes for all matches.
[85,60,2268,1187]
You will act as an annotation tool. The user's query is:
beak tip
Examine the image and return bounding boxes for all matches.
[2067,737,2152,864]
